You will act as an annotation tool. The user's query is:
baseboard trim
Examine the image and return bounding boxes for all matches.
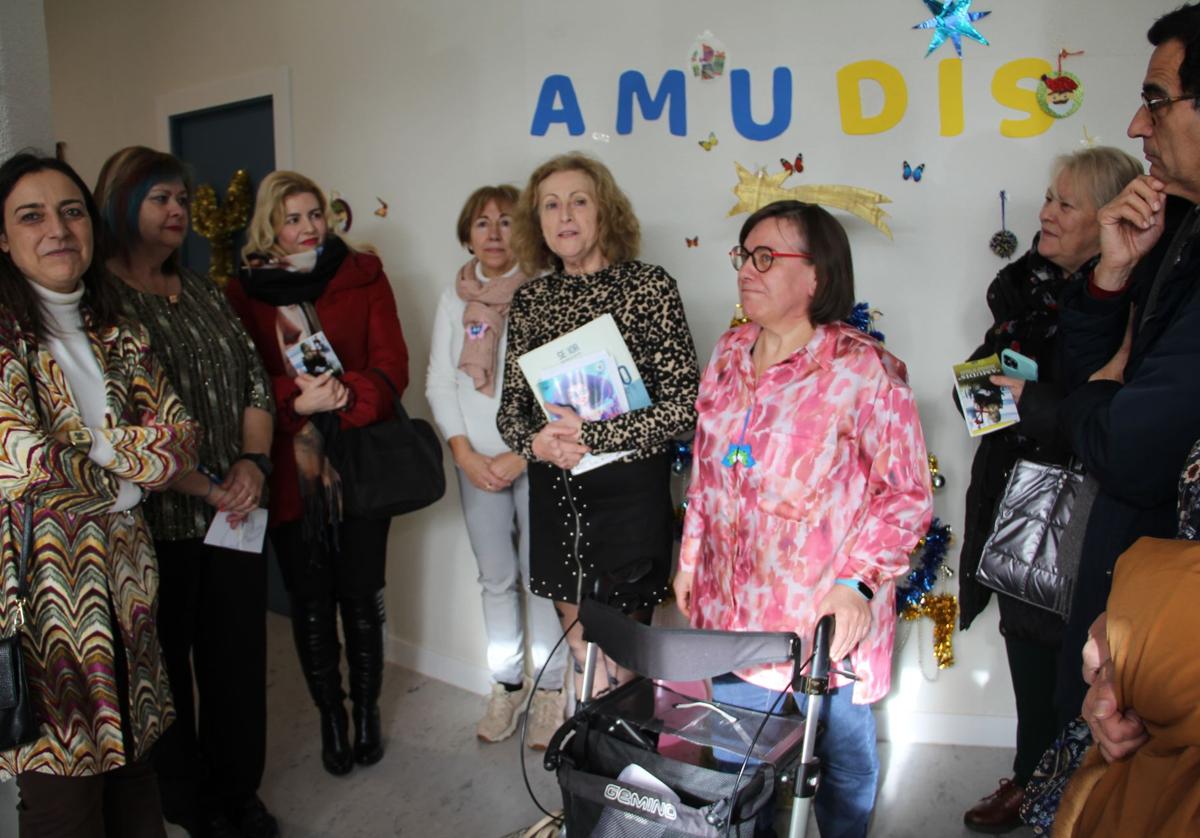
[875,708,1017,748]
[385,634,493,695]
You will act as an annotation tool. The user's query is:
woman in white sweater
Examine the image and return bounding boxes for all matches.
[426,184,567,750]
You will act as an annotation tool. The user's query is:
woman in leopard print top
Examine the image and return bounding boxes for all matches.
[499,152,699,698]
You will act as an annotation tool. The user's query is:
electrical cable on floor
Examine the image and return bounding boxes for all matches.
[517,617,577,823]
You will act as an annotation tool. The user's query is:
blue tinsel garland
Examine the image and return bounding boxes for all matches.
[845,302,886,343]
[896,518,952,613]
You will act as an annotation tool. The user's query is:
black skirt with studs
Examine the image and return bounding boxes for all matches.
[527,453,673,612]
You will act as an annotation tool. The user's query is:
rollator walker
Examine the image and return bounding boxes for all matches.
[543,598,838,837]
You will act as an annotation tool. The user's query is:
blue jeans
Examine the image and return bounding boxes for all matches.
[711,673,878,838]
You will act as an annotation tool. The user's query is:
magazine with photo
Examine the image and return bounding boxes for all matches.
[536,351,630,423]
[518,314,651,474]
[285,331,344,378]
[953,354,1020,438]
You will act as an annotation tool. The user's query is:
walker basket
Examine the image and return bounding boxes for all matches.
[546,677,808,837]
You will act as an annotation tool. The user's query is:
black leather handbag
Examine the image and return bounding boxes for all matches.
[1,499,41,751]
[330,369,446,519]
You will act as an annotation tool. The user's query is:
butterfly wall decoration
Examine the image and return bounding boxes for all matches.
[902,161,925,182]
[780,154,804,175]
[374,197,389,218]
[698,131,718,151]
[685,236,700,248]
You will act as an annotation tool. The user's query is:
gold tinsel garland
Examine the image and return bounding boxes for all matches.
[191,169,253,287]
[900,593,958,669]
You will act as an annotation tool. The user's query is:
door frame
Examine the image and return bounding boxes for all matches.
[154,66,293,168]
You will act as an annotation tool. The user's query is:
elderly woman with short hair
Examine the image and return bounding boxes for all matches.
[955,146,1145,834]
[497,152,700,703]
[426,183,569,749]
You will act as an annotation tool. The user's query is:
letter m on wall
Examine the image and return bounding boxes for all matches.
[616,70,687,136]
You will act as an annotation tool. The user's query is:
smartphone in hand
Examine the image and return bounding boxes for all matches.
[1000,348,1039,381]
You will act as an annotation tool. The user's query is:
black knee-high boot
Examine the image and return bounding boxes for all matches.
[340,591,385,766]
[290,594,354,776]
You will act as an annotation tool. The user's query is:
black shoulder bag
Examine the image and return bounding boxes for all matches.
[329,369,446,519]
[1,501,39,751]
[2,359,43,750]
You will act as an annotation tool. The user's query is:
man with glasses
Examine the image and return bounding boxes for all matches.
[1055,2,1200,759]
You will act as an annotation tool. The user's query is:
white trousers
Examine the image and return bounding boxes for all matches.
[458,469,568,687]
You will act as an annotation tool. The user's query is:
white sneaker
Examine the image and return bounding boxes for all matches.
[477,678,530,743]
[526,688,566,751]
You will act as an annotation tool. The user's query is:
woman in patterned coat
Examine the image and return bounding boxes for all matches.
[0,153,199,837]
[674,200,932,838]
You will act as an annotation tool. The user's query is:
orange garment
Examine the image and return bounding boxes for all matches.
[1055,537,1200,837]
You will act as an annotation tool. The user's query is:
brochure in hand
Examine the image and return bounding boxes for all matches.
[953,354,1020,437]
[285,330,343,378]
[517,314,651,474]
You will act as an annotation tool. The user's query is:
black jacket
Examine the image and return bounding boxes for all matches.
[1056,195,1200,721]
[956,244,1084,643]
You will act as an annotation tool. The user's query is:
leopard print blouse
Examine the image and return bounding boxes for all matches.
[497,260,700,462]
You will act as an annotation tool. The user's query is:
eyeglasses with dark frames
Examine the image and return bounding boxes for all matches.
[729,245,812,272]
[1141,90,1200,123]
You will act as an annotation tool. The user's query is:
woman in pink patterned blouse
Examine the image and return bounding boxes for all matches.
[674,200,933,837]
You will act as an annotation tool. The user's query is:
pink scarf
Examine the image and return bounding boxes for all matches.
[455,258,526,396]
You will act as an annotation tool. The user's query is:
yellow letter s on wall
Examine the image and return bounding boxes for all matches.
[992,58,1055,138]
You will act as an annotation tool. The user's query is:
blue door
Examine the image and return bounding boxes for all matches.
[170,95,275,278]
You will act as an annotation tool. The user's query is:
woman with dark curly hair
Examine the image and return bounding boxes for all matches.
[0,152,199,836]
[498,152,699,702]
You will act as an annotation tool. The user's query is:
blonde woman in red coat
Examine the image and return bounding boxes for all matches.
[227,171,407,777]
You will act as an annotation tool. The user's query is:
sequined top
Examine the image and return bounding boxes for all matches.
[115,267,273,540]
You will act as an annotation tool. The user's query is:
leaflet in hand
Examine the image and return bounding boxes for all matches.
[285,331,343,377]
[953,354,1020,437]
[518,314,651,474]
[203,509,269,553]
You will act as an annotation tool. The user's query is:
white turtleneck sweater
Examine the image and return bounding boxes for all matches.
[29,281,142,511]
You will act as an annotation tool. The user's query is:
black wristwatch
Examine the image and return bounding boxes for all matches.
[236,452,273,478]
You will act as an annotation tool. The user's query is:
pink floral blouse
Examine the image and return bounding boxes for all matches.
[679,322,933,703]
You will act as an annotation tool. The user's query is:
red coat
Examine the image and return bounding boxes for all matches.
[226,250,409,524]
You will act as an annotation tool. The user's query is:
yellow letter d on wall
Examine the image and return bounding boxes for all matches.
[837,60,908,135]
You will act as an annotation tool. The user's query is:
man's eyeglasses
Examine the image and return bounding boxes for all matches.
[729,245,811,272]
[1141,90,1200,123]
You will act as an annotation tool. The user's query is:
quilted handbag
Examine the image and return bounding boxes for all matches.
[976,459,1096,617]
[328,369,446,519]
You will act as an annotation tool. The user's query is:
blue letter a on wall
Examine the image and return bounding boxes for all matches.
[616,70,687,136]
[530,75,586,136]
[730,68,792,141]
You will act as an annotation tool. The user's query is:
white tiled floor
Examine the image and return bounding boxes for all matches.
[0,614,1034,836]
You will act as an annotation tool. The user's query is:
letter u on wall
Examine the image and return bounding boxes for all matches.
[730,67,792,141]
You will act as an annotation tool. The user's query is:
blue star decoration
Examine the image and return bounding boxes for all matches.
[913,0,991,58]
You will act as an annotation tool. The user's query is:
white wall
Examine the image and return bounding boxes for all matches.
[0,0,53,159]
[43,0,1177,745]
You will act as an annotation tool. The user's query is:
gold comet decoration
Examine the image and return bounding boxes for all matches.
[191,169,254,288]
[728,162,894,240]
